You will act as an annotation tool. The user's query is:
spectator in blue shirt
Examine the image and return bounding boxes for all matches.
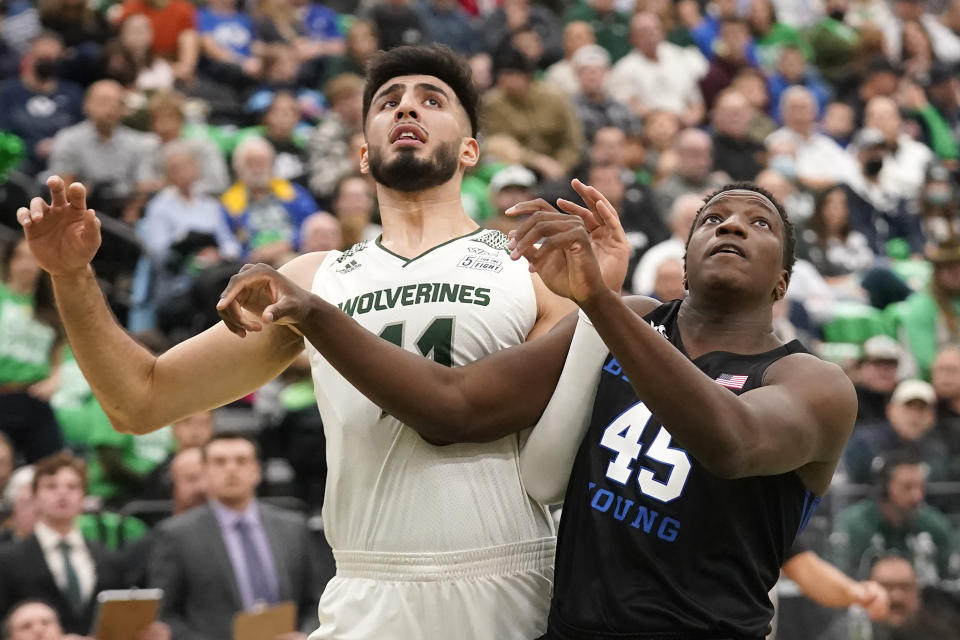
[197,0,261,86]
[767,45,831,123]
[0,32,83,176]
[294,0,344,55]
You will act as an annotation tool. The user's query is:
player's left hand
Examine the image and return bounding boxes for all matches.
[508,205,610,304]
[505,179,630,291]
[217,263,314,337]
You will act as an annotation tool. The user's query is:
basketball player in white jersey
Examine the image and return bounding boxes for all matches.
[17,45,628,639]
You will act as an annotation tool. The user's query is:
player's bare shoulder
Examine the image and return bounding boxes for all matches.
[278,250,332,289]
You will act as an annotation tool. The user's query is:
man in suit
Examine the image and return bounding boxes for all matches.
[0,453,128,636]
[148,432,319,640]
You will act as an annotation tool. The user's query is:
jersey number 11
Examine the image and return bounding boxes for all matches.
[379,317,455,367]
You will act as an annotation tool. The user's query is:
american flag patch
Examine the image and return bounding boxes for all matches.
[715,374,748,389]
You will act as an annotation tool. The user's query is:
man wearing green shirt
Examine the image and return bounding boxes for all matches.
[564,0,630,63]
[833,448,957,582]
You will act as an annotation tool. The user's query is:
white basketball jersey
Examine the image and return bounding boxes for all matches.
[306,229,555,553]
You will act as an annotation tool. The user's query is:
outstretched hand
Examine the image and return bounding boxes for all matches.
[16,176,102,277]
[505,178,630,292]
[217,263,315,337]
[505,179,627,303]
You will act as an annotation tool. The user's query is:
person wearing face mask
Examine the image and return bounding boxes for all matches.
[841,128,925,256]
[0,32,82,177]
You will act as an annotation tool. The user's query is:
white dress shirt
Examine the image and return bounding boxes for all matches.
[609,42,707,115]
[766,127,859,185]
[34,521,97,605]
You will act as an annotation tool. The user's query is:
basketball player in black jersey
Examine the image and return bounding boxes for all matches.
[217,183,858,639]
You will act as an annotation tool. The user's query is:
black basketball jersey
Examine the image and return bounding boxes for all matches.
[547,300,821,640]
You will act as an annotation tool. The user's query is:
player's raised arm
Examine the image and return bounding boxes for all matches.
[218,262,576,445]
[510,187,857,496]
[17,177,308,434]
[217,181,631,445]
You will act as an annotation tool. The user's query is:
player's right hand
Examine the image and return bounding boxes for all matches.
[217,263,315,337]
[16,176,102,277]
[505,179,630,291]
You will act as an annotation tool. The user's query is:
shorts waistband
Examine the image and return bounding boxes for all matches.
[334,536,556,581]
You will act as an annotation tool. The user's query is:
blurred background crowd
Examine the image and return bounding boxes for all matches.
[2,0,960,637]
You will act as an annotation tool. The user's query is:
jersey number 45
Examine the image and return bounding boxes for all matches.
[600,401,692,503]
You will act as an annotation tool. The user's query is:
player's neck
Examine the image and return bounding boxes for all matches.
[677,294,779,358]
[376,181,478,257]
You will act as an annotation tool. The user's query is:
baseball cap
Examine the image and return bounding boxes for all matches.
[489,165,537,193]
[572,44,611,69]
[890,379,936,406]
[862,335,901,362]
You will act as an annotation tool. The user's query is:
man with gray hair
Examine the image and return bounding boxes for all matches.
[766,85,857,190]
[221,136,318,265]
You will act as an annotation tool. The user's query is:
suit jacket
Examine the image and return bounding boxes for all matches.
[148,502,320,640]
[0,533,126,634]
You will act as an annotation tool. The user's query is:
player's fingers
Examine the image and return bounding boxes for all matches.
[16,207,32,229]
[262,296,297,324]
[67,182,88,212]
[575,181,619,229]
[511,214,584,258]
[556,198,600,231]
[596,200,627,239]
[217,299,248,338]
[526,228,590,273]
[217,264,271,307]
[29,197,48,223]
[47,175,68,207]
[504,198,559,217]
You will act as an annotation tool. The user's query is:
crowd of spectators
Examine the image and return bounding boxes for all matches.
[3,0,960,636]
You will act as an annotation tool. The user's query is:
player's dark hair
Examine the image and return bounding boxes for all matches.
[362,44,480,138]
[685,182,797,278]
[201,430,262,462]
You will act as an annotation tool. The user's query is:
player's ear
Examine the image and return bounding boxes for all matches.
[772,269,789,301]
[359,143,370,174]
[459,137,479,169]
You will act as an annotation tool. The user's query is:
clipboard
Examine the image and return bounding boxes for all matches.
[233,601,296,640]
[91,588,163,640]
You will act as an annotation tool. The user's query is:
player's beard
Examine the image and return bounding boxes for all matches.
[368,140,459,192]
